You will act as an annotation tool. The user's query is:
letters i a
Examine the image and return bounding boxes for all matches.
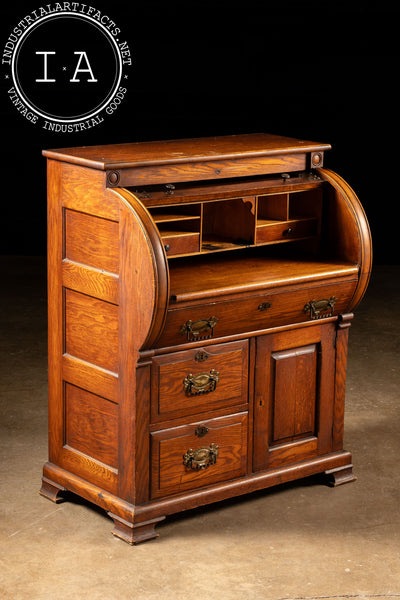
[35,51,98,82]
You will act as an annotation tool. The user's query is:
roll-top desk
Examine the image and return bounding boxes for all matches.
[40,134,372,544]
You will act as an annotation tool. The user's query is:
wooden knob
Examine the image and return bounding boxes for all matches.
[312,153,322,165]
[107,170,120,185]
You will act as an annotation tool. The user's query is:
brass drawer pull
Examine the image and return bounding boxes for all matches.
[179,316,218,341]
[183,369,220,396]
[303,296,337,320]
[183,443,219,470]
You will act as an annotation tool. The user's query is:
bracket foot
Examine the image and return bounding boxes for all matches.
[325,464,357,487]
[39,476,66,503]
[109,513,166,545]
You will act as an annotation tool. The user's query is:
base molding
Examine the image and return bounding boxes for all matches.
[40,452,356,544]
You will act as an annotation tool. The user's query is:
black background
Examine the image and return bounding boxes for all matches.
[1,1,399,263]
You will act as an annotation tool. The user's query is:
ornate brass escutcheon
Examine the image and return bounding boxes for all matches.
[179,316,218,341]
[195,425,209,437]
[303,296,337,320]
[195,350,209,363]
[183,369,220,396]
[183,443,219,470]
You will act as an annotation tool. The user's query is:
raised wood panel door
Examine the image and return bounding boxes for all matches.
[253,323,336,472]
[270,344,317,444]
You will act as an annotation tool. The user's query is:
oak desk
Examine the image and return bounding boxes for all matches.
[40,134,372,543]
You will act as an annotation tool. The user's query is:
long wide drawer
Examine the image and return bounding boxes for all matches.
[151,340,248,423]
[150,412,248,498]
[156,277,358,348]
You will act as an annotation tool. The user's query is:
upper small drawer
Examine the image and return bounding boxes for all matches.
[150,339,248,423]
[256,217,318,244]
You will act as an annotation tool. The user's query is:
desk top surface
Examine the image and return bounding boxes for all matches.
[43,133,331,170]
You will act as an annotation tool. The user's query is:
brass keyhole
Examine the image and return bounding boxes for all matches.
[258,302,271,311]
[195,425,209,438]
[195,350,209,362]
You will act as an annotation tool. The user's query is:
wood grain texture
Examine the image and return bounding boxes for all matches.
[42,134,371,543]
[65,289,119,372]
[42,461,132,520]
[332,314,353,451]
[271,344,317,443]
[46,159,122,495]
[158,278,357,349]
[116,188,169,350]
[134,450,354,524]
[62,260,119,304]
[115,155,306,186]
[318,168,372,311]
[47,159,64,465]
[203,198,256,246]
[43,133,331,169]
[62,354,118,403]
[65,383,118,469]
[134,366,151,504]
[151,340,248,422]
[57,442,118,494]
[256,217,317,244]
[64,210,119,273]
[139,173,324,208]
[253,324,337,472]
[150,412,248,498]
[61,162,119,220]
[268,437,318,469]
[140,181,323,259]
[116,195,159,502]
[168,254,359,303]
[109,514,165,545]
[42,449,353,528]
[258,193,289,220]
[162,231,200,257]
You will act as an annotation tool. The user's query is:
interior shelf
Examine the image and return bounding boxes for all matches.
[147,180,324,258]
[152,213,201,224]
[201,236,250,252]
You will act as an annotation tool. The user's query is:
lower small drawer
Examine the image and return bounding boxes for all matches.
[150,412,248,498]
[162,232,200,256]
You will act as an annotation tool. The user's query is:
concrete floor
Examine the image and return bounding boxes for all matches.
[1,256,399,600]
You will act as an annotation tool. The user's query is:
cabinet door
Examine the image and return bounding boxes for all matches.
[253,323,336,472]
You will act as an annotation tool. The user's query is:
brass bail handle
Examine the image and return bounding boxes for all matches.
[183,369,220,396]
[183,443,219,470]
[179,317,218,341]
[303,296,337,320]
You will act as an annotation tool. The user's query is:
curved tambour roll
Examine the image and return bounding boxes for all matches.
[318,168,372,312]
